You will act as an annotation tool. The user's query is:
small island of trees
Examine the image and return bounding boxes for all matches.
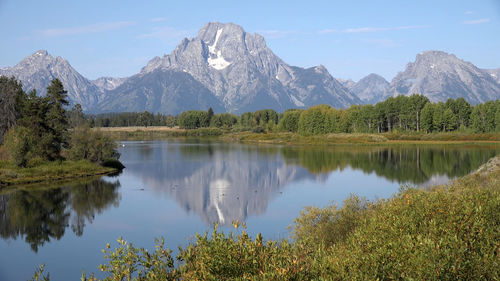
[0,76,122,186]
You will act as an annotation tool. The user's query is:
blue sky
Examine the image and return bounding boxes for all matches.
[0,0,499,81]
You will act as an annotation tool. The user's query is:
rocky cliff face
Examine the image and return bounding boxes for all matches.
[385,51,500,104]
[350,73,389,104]
[131,22,360,113]
[0,50,102,110]
[2,33,499,113]
[482,68,500,84]
[91,77,127,91]
[97,69,225,114]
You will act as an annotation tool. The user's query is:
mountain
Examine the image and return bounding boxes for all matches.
[91,77,126,91]
[483,68,500,84]
[350,73,389,104]
[124,22,360,113]
[97,69,225,114]
[2,32,499,113]
[384,51,500,104]
[0,50,102,110]
[338,78,355,89]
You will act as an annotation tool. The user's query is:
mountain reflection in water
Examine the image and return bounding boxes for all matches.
[0,141,498,254]
[122,141,499,225]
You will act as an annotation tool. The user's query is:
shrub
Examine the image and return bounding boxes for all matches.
[68,126,120,163]
[292,195,371,247]
[3,126,33,167]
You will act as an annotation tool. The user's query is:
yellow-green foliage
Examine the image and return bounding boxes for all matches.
[38,159,500,280]
[0,145,9,161]
[68,126,120,163]
[278,109,302,132]
[315,172,500,280]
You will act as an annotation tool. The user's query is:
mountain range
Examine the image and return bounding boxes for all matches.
[1,22,499,114]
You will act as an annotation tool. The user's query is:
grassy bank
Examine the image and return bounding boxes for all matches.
[0,160,117,187]
[97,126,223,140]
[30,155,499,280]
[96,126,500,145]
[222,131,500,145]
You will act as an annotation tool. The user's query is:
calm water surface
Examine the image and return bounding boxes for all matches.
[0,140,498,280]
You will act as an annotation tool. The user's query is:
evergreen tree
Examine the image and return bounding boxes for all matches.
[68,104,86,128]
[0,76,27,144]
[44,79,69,159]
[208,107,214,124]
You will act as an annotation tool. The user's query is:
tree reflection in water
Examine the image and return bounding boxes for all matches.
[0,178,121,252]
[123,141,499,226]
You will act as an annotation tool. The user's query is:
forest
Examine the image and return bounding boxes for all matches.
[89,95,500,135]
[0,76,121,179]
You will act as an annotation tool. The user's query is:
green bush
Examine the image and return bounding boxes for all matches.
[292,195,371,247]
[3,126,33,167]
[68,126,120,163]
[308,174,500,280]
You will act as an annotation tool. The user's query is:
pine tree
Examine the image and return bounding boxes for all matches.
[44,79,69,159]
[0,76,27,144]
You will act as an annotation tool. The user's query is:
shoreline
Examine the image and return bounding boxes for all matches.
[96,127,500,145]
[0,160,118,187]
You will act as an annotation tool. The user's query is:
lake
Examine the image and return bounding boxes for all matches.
[0,140,498,280]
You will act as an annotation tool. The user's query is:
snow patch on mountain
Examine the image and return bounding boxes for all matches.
[207,28,231,70]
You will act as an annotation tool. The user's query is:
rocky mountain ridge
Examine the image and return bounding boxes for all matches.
[384,51,500,104]
[0,50,102,110]
[1,23,499,114]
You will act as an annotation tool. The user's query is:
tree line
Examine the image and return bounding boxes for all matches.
[0,76,120,167]
[90,95,500,135]
[2,74,499,139]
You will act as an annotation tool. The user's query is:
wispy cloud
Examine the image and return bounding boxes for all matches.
[256,30,297,39]
[464,10,476,15]
[318,29,338,34]
[343,25,428,33]
[361,38,401,48]
[463,18,490,25]
[150,17,167,22]
[319,25,428,34]
[38,21,136,37]
[139,26,191,43]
